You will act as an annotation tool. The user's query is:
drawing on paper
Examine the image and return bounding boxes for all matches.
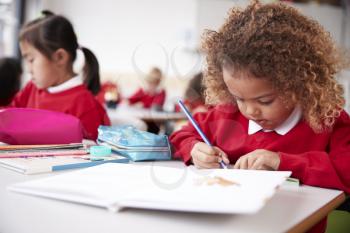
[194,176,240,187]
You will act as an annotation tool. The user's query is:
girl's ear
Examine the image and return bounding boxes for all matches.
[52,48,70,66]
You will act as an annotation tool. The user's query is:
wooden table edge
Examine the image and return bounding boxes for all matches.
[287,191,346,233]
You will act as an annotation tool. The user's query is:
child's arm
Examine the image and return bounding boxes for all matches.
[170,107,226,165]
[128,88,143,105]
[77,100,111,140]
[278,111,350,194]
[10,81,33,107]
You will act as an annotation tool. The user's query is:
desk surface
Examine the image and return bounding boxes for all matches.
[107,106,186,122]
[0,161,344,233]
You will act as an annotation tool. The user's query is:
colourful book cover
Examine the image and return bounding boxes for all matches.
[0,155,129,174]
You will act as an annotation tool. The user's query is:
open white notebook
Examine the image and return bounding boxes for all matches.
[8,163,291,214]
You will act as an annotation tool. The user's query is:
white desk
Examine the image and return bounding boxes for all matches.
[107,106,186,123]
[0,161,344,233]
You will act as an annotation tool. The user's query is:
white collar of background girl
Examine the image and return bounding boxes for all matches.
[153,86,163,94]
[248,105,302,135]
[143,85,163,95]
[47,75,83,93]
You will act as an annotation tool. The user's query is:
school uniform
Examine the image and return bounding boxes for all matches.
[170,104,350,194]
[11,76,111,140]
[128,88,166,109]
[171,104,350,233]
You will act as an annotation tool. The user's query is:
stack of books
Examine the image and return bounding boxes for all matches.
[0,143,128,174]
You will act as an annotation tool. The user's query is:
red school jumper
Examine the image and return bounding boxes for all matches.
[128,88,166,109]
[170,104,350,192]
[170,104,350,232]
[11,82,110,140]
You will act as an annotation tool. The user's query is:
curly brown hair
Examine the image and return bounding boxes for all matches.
[202,0,348,132]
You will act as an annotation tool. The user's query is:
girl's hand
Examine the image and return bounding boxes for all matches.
[190,142,230,169]
[233,149,280,170]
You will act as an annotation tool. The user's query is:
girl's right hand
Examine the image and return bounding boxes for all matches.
[190,142,230,169]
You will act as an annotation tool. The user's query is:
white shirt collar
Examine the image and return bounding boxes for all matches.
[47,75,83,93]
[248,106,302,135]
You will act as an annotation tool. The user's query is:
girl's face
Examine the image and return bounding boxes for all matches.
[145,79,160,94]
[223,67,295,130]
[20,41,61,89]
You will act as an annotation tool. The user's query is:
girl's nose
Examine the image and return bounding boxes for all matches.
[245,105,260,118]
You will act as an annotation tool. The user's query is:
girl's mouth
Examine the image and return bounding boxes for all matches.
[254,119,267,125]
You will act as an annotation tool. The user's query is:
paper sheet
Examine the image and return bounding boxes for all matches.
[9,163,291,214]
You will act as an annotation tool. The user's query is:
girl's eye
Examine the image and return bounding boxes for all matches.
[258,99,274,105]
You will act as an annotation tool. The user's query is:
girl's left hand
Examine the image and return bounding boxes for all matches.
[233,149,280,170]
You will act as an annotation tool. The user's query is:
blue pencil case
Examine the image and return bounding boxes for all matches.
[97,125,171,161]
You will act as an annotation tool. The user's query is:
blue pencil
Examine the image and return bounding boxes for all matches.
[177,100,227,169]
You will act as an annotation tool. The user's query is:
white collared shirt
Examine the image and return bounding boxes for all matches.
[248,106,302,135]
[47,75,83,93]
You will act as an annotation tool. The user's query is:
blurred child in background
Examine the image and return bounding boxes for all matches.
[96,81,121,109]
[0,57,22,107]
[173,72,208,132]
[176,72,207,114]
[11,11,110,140]
[125,67,166,134]
[127,67,166,110]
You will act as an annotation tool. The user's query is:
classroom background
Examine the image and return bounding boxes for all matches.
[1,1,350,233]
[1,0,350,113]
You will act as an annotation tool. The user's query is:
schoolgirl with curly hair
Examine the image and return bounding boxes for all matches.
[171,2,350,231]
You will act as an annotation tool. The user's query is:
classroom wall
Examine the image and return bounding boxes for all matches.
[26,0,350,75]
[38,0,202,79]
[0,0,19,57]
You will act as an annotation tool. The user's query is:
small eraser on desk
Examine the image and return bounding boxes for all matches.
[282,177,300,189]
[90,146,112,157]
[286,177,300,185]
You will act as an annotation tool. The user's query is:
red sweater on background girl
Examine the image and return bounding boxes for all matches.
[128,88,166,109]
